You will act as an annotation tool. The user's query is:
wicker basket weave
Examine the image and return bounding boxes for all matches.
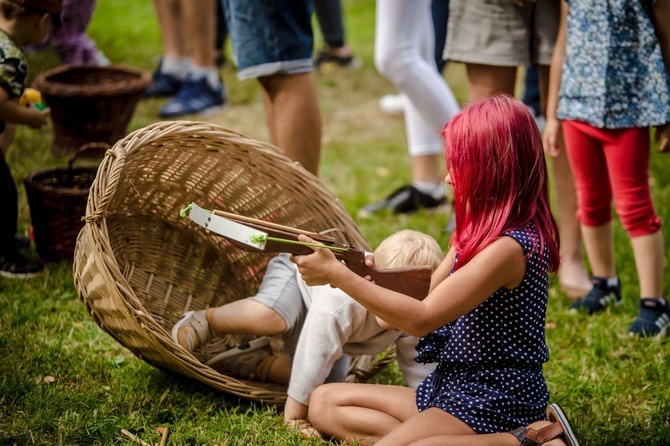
[24,143,108,262]
[33,65,151,154]
[72,121,395,405]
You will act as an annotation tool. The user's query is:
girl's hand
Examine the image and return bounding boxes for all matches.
[542,117,562,157]
[289,234,347,287]
[655,123,670,153]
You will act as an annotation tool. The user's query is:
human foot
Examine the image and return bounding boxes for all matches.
[171,310,213,353]
[558,261,591,298]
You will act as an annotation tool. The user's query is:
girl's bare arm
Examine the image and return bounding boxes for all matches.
[292,235,526,338]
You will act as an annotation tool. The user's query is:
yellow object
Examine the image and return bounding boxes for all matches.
[19,88,43,107]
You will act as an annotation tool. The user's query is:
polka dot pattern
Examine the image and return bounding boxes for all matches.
[414,224,550,433]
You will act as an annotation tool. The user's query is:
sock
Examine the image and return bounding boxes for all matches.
[412,181,445,200]
[606,277,619,288]
[189,65,222,90]
[205,307,225,338]
[161,56,190,80]
[253,355,280,382]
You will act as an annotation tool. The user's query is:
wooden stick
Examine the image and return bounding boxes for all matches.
[120,429,151,446]
[156,427,169,446]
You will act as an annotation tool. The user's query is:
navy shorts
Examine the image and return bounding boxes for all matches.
[415,361,549,434]
[222,0,314,80]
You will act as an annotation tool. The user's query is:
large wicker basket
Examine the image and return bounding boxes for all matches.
[33,65,151,155]
[72,121,394,405]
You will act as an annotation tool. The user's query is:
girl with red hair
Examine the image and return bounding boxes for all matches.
[290,95,578,445]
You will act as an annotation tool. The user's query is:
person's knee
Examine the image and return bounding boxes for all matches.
[374,51,413,86]
[308,384,339,433]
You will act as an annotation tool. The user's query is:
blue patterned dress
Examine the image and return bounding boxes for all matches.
[414,224,550,434]
[557,0,670,128]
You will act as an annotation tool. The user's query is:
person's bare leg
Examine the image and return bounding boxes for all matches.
[154,0,188,58]
[411,153,443,184]
[631,230,665,298]
[581,222,616,278]
[538,65,590,297]
[208,299,287,335]
[406,420,566,446]
[465,63,517,102]
[259,73,322,176]
[376,407,475,446]
[180,0,215,68]
[309,383,417,445]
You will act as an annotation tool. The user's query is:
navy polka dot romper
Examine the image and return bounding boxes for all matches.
[414,224,550,434]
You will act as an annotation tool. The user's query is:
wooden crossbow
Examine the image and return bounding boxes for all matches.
[182,203,431,300]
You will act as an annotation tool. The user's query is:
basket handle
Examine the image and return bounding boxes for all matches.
[68,142,111,169]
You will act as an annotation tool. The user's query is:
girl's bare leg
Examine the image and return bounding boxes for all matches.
[308,383,418,445]
[538,65,590,297]
[406,420,566,446]
[465,63,517,102]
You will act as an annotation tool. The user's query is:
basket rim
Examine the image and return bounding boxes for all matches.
[33,64,152,97]
[24,165,98,195]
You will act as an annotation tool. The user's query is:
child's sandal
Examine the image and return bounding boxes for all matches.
[509,404,580,446]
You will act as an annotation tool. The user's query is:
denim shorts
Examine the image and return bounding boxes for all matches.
[222,0,314,80]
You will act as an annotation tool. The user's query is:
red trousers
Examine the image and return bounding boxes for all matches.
[561,120,661,238]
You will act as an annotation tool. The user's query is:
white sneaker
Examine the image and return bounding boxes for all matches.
[379,93,405,115]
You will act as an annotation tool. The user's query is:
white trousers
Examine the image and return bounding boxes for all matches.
[375,0,460,157]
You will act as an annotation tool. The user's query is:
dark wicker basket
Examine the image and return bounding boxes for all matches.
[33,65,151,155]
[23,143,109,262]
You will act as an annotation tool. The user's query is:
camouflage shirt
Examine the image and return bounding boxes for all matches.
[0,28,27,133]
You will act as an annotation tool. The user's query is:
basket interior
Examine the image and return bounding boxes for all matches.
[85,123,372,383]
[42,66,146,90]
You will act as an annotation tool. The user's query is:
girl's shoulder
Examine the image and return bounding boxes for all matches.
[501,224,538,255]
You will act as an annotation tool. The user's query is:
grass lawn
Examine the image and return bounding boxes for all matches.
[1,1,670,444]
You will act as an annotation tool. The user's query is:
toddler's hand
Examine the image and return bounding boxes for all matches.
[655,123,670,153]
[27,108,50,129]
[286,418,322,439]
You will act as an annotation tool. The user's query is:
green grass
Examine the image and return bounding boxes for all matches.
[1,1,670,444]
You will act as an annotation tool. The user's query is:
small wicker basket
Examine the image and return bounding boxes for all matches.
[73,121,394,405]
[24,143,108,262]
[33,65,151,155]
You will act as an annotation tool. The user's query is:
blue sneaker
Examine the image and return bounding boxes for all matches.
[145,66,183,98]
[159,76,226,118]
[629,298,670,339]
[569,276,622,315]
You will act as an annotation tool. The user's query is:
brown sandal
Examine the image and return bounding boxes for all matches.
[509,404,580,446]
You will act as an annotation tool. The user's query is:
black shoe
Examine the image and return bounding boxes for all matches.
[313,45,362,74]
[145,60,184,98]
[14,234,30,249]
[569,276,622,315]
[358,185,447,218]
[0,251,43,279]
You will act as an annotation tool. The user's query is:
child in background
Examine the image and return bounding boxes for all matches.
[49,0,108,66]
[292,96,578,445]
[0,0,55,278]
[544,0,670,338]
[171,229,442,431]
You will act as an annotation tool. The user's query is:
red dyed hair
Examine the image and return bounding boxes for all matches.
[442,95,560,273]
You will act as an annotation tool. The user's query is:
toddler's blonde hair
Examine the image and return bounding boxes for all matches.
[373,230,443,271]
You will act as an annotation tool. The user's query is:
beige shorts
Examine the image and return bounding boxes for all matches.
[444,0,559,67]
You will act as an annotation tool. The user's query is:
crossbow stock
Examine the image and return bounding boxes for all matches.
[183,203,431,300]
